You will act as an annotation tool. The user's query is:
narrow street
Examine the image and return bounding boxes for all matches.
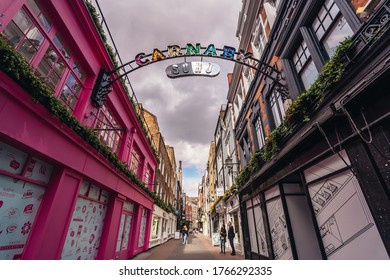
[132,233,245,260]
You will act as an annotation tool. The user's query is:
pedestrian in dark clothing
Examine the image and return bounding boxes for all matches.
[228,221,236,255]
[219,224,227,254]
[182,225,189,244]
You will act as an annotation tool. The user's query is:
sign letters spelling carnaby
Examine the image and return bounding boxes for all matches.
[134,43,252,66]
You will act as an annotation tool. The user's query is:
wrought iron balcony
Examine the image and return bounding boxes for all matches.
[345,0,390,63]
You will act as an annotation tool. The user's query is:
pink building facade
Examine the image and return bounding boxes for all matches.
[0,0,157,259]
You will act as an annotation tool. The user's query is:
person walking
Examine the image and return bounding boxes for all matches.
[228,221,236,255]
[182,224,189,245]
[219,224,227,254]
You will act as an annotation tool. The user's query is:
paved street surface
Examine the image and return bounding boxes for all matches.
[132,233,245,260]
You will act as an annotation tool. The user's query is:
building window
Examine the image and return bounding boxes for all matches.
[144,164,153,186]
[269,87,286,128]
[254,116,266,150]
[252,17,267,59]
[293,41,319,90]
[95,104,123,153]
[1,8,45,62]
[239,131,251,165]
[27,0,52,31]
[1,0,85,112]
[129,145,143,178]
[312,0,353,57]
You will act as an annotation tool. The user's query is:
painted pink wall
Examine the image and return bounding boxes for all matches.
[0,0,157,259]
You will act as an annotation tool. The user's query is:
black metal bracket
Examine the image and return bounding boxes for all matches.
[90,47,288,108]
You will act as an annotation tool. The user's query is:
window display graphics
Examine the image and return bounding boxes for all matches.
[0,175,46,259]
[265,186,293,260]
[116,213,132,252]
[0,140,53,259]
[138,208,148,248]
[305,152,389,259]
[246,198,269,257]
[0,141,53,184]
[61,181,109,260]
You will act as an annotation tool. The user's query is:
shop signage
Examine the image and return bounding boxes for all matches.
[166,61,220,78]
[135,43,252,66]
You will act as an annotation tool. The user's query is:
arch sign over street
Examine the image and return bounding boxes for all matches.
[91,43,284,107]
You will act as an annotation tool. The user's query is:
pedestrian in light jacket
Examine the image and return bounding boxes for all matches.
[228,221,236,255]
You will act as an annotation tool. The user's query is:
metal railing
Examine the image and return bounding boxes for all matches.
[86,0,156,147]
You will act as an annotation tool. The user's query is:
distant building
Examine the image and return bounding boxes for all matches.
[142,107,177,247]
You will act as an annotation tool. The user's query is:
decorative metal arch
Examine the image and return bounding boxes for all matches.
[91,45,287,108]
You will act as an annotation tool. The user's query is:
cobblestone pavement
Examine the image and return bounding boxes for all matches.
[131,233,245,260]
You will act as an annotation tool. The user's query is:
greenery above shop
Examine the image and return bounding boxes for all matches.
[0,36,174,214]
[210,184,238,213]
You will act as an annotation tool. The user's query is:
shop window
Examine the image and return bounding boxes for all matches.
[246,197,269,257]
[1,1,85,112]
[61,180,110,260]
[138,208,148,247]
[312,0,353,58]
[151,217,160,239]
[304,151,388,259]
[95,104,123,154]
[0,140,53,259]
[265,186,293,260]
[293,41,319,90]
[116,201,134,253]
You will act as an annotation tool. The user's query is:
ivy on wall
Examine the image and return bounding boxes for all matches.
[0,36,174,213]
[232,38,354,190]
[84,0,159,161]
[210,185,238,213]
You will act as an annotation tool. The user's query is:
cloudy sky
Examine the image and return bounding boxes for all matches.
[97,0,243,196]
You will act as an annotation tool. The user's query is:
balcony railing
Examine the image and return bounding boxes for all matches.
[345,0,390,63]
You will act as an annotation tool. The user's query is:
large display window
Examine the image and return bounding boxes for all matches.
[0,141,53,259]
[116,201,134,252]
[304,151,388,259]
[61,180,110,260]
[265,186,293,260]
[246,197,269,257]
[138,208,148,248]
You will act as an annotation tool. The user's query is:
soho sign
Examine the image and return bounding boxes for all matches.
[166,61,221,78]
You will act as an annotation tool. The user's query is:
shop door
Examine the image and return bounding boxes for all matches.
[115,212,132,259]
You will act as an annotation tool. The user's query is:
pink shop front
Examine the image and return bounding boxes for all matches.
[0,99,154,260]
[0,0,157,260]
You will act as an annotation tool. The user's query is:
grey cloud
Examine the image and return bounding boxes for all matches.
[98,0,241,190]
